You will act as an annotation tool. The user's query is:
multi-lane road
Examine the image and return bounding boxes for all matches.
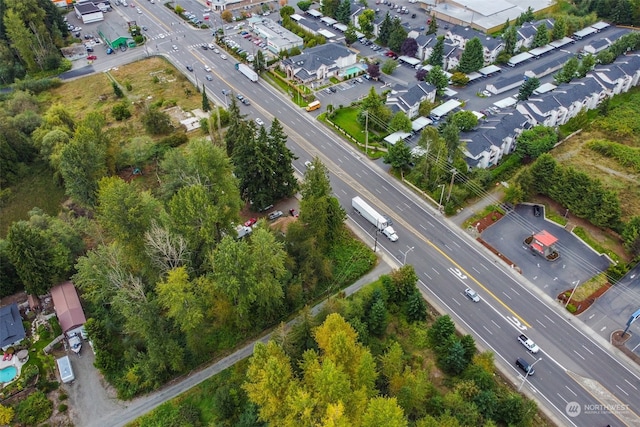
[178,46,640,427]
[70,4,640,425]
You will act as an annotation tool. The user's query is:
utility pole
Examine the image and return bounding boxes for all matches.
[446,168,457,202]
[365,110,369,156]
[565,280,580,308]
[438,184,446,213]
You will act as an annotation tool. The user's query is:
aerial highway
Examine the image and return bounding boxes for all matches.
[85,5,640,425]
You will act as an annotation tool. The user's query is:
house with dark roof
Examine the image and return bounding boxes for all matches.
[0,303,26,350]
[385,82,436,119]
[51,281,87,337]
[523,57,565,79]
[461,112,526,169]
[414,34,436,61]
[485,74,524,95]
[517,76,607,127]
[516,22,538,50]
[583,38,612,55]
[591,54,640,95]
[282,44,357,83]
[443,43,461,71]
[481,36,504,64]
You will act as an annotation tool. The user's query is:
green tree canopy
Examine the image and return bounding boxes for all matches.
[532,24,550,48]
[514,125,558,161]
[457,37,483,73]
[428,36,444,67]
[517,77,540,101]
[384,139,412,172]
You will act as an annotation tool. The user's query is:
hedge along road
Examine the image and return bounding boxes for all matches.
[79,259,393,427]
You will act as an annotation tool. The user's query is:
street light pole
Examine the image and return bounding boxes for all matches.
[401,246,415,265]
[518,358,542,391]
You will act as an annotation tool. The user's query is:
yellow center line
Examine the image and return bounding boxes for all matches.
[199,58,532,329]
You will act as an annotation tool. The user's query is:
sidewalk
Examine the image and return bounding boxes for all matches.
[449,185,506,227]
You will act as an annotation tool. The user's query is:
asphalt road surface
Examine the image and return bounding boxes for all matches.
[61,5,640,426]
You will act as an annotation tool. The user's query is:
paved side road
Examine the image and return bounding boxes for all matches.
[70,256,394,427]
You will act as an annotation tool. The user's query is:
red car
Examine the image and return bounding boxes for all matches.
[87,55,97,60]
[289,209,299,217]
[244,218,257,227]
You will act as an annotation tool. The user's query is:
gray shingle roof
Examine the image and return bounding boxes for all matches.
[0,303,25,348]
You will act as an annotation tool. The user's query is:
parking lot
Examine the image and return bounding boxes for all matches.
[480,204,612,299]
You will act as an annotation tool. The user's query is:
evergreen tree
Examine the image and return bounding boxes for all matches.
[531,24,550,48]
[457,37,484,73]
[427,15,438,35]
[554,56,579,83]
[378,13,393,46]
[388,18,407,53]
[502,25,517,55]
[224,98,246,158]
[428,35,444,67]
[405,290,427,322]
[501,19,510,33]
[320,0,340,18]
[336,0,351,25]
[344,23,358,45]
[577,54,596,78]
[112,81,124,98]
[517,77,540,101]
[268,118,299,200]
[201,85,210,111]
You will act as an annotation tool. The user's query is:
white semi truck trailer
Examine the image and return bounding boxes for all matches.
[351,196,398,242]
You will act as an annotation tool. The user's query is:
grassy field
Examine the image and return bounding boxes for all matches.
[46,56,200,132]
[552,89,640,222]
[0,162,66,238]
[2,57,203,237]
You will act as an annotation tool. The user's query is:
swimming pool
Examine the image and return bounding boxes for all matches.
[0,366,17,383]
[341,65,365,77]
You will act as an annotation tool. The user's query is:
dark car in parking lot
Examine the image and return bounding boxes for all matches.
[186,65,193,72]
[533,205,541,217]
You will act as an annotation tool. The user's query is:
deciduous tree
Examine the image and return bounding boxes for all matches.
[531,24,550,48]
[400,37,418,57]
[358,10,375,38]
[383,139,412,172]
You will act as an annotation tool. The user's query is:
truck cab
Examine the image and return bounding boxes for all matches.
[518,334,540,353]
[382,226,398,242]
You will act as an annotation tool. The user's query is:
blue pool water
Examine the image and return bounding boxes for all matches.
[342,65,365,76]
[0,366,17,383]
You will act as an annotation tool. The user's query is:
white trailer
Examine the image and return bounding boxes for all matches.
[57,356,75,383]
[235,63,258,82]
[352,197,398,242]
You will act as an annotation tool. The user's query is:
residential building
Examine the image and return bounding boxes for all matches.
[250,18,304,54]
[282,44,358,83]
[385,82,437,119]
[0,303,26,350]
[415,34,436,61]
[51,281,87,337]
[485,74,524,95]
[461,111,527,169]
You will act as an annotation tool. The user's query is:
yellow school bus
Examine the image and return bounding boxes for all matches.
[305,100,321,112]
